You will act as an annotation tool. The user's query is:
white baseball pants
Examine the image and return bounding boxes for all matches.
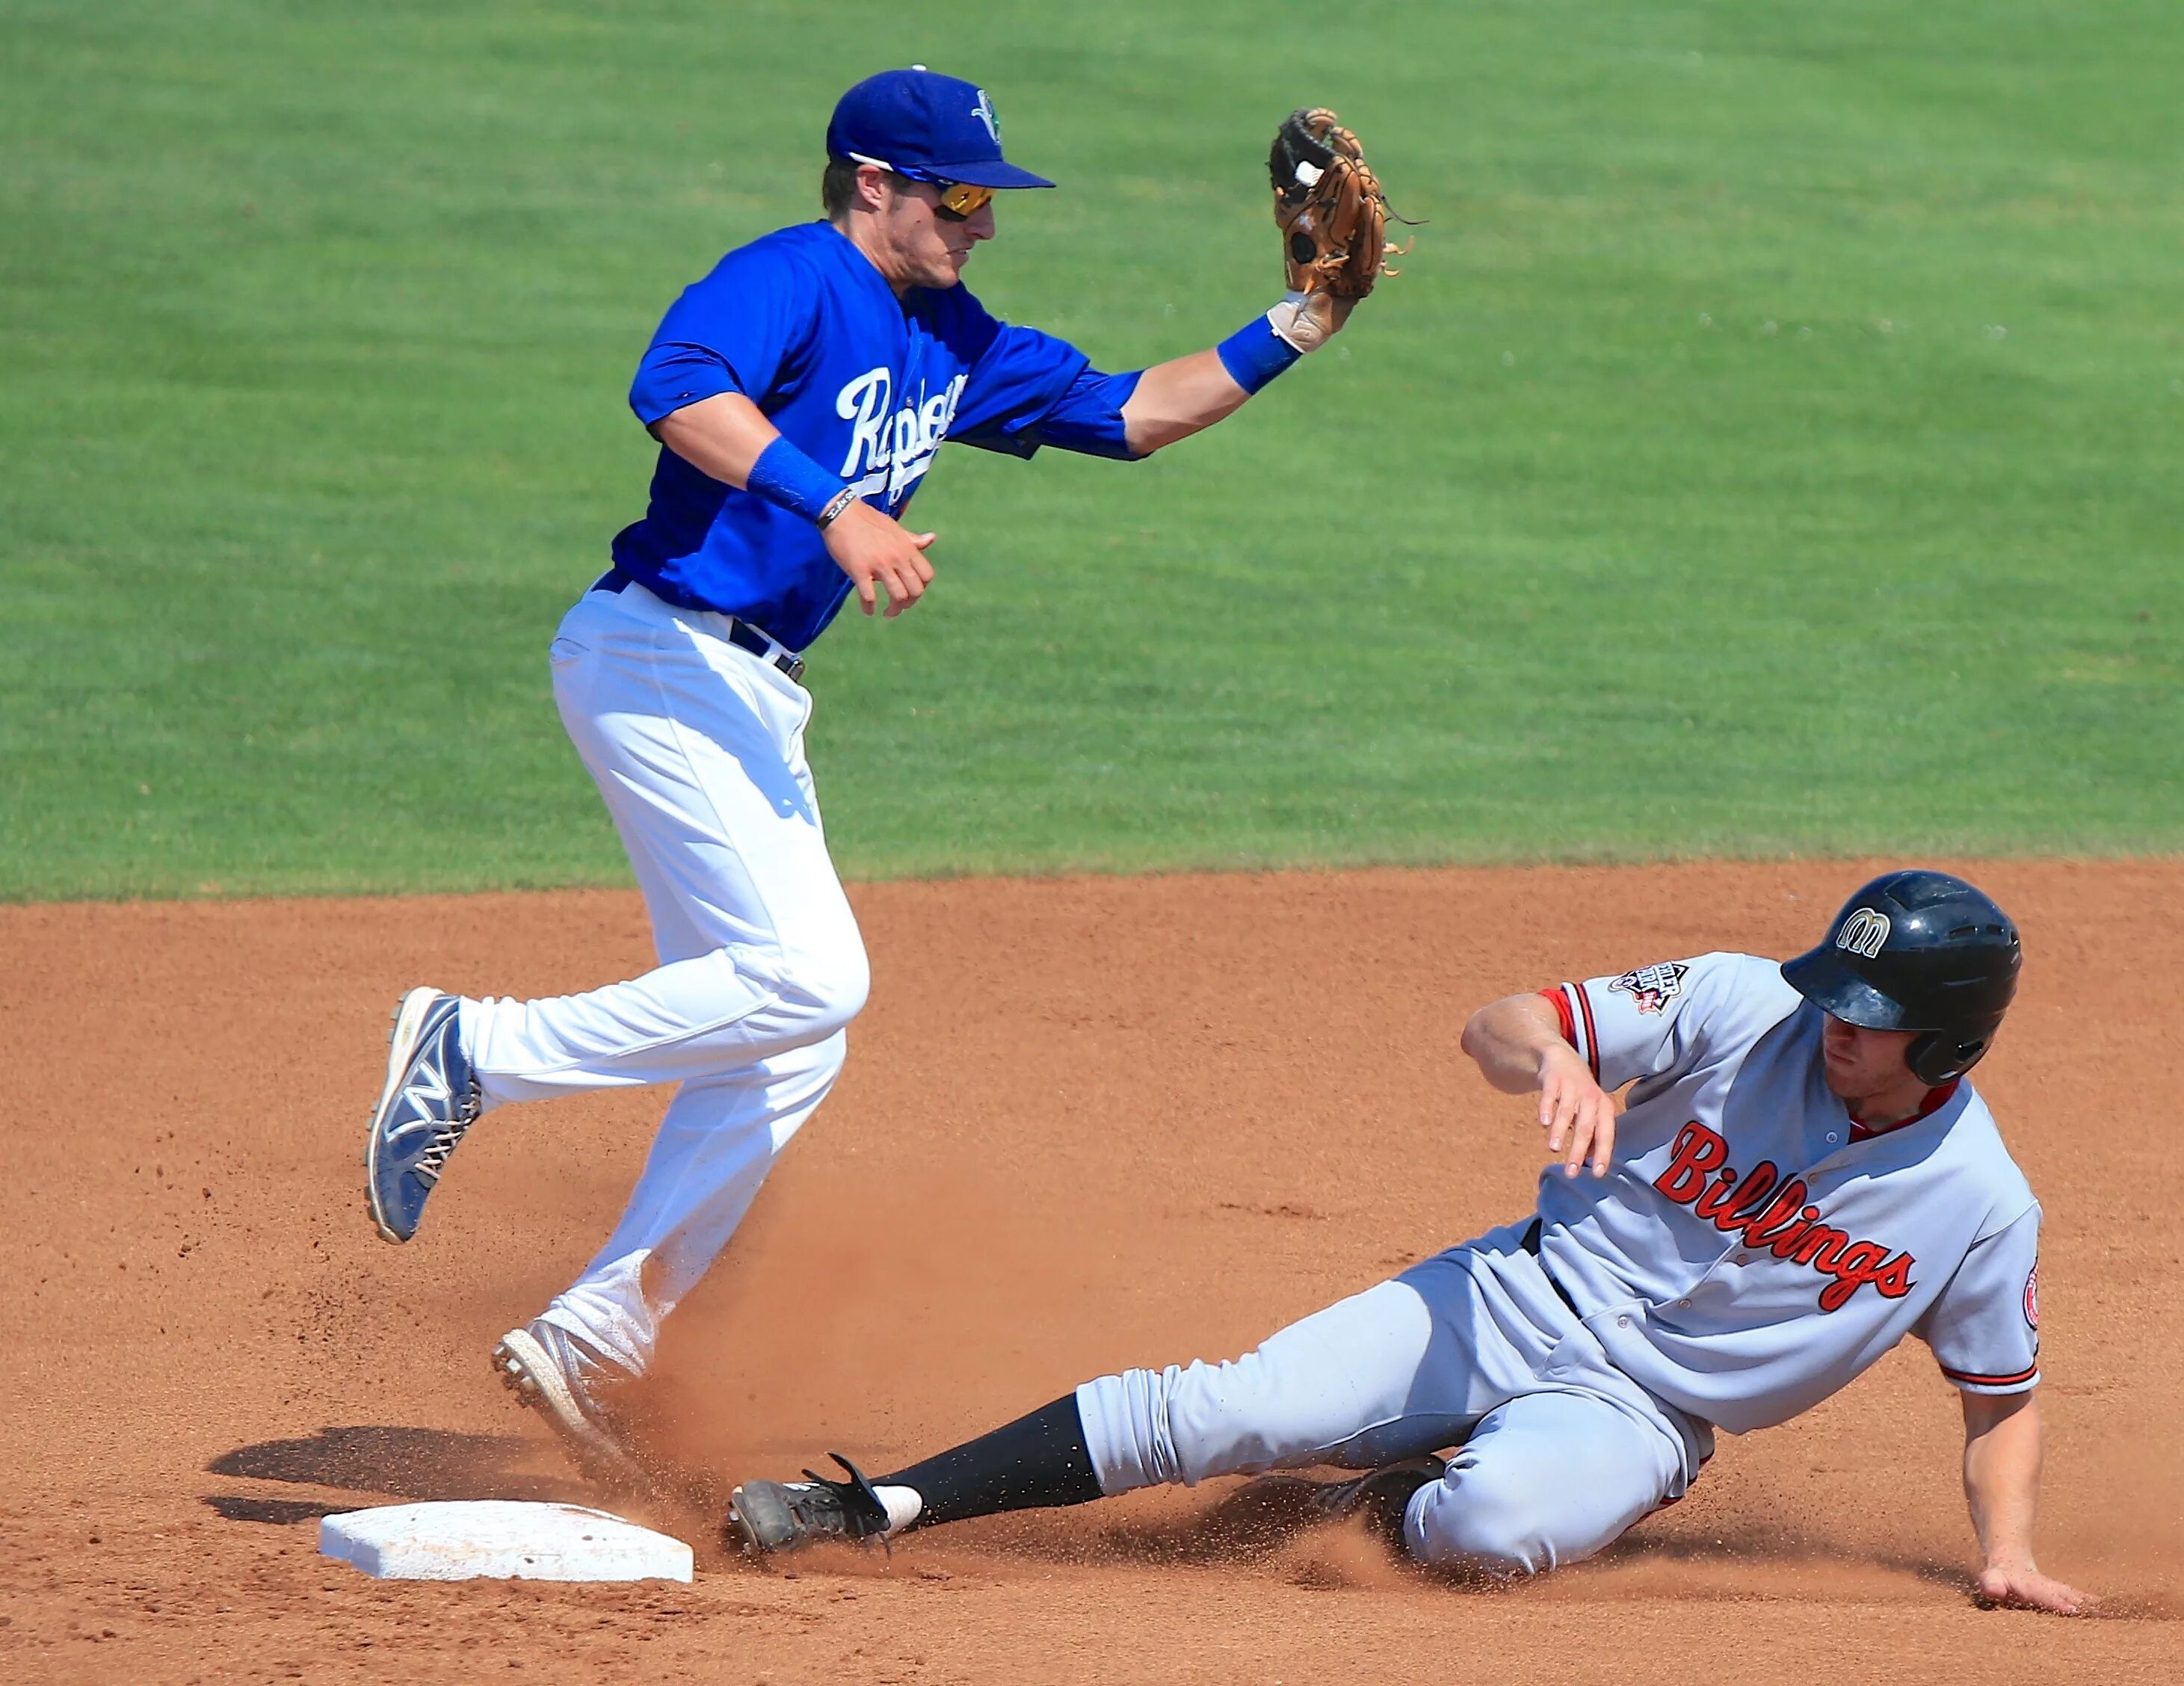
[1075,1224,1712,1574]
[457,580,868,1375]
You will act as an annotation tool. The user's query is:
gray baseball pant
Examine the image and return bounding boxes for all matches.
[1074,1224,1712,1573]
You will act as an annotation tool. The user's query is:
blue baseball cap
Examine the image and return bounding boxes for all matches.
[827,67,1054,191]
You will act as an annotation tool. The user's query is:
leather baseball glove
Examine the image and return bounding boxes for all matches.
[1266,108,1406,349]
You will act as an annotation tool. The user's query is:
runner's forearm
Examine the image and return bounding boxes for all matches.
[1963,1390,2043,1570]
[1462,992,1575,1094]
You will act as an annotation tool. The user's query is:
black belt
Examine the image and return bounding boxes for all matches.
[590,569,806,684]
[1522,1217,1583,1317]
[724,619,806,684]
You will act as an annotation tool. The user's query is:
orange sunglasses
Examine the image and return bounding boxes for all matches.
[849,153,998,221]
[931,179,995,220]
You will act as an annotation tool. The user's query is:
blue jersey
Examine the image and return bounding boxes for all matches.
[611,220,1139,649]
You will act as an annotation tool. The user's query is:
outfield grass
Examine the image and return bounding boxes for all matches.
[2,0,2179,898]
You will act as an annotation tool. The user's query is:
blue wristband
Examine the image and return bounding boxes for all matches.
[1215,313,1305,395]
[747,436,851,525]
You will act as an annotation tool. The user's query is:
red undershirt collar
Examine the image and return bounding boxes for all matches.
[1847,1078,1961,1142]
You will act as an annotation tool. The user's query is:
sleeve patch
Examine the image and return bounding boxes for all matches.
[1608,961,1689,1016]
[2024,1261,2040,1331]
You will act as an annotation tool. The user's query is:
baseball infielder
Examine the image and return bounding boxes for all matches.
[727,871,2090,1614]
[360,71,1395,1481]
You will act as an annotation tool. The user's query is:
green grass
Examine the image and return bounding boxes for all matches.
[2,0,2179,898]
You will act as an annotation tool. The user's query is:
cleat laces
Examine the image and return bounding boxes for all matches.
[409,1084,479,1185]
[413,1123,468,1183]
[795,1453,893,1546]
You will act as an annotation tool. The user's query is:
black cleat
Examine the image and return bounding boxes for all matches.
[1310,1455,1448,1551]
[727,1453,893,1556]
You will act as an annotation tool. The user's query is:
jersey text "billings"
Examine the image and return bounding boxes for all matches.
[1653,1121,1916,1312]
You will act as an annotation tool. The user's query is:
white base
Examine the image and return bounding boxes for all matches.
[318,1501,694,1582]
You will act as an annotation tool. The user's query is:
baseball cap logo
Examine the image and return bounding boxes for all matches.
[971,87,999,141]
[1836,907,1891,959]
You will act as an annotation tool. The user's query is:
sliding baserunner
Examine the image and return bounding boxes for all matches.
[729,871,2089,1614]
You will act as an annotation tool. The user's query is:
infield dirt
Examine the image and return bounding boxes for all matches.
[4,862,2180,1682]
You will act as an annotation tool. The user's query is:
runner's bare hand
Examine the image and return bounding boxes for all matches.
[1540,1043,1617,1179]
[1975,1563,2094,1616]
[824,501,935,618]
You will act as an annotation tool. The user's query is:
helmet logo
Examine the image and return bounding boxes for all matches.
[971,88,1000,141]
[1836,907,1891,959]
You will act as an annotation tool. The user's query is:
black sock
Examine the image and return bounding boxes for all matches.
[876,1393,1103,1531]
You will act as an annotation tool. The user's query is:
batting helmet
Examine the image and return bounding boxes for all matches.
[1780,870,2021,1086]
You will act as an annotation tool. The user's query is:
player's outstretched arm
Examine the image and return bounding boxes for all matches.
[1960,1389,2091,1614]
[1961,1391,2091,1614]
[1460,993,1618,1179]
[1117,349,1250,454]
[652,393,936,618]
[1118,300,1357,455]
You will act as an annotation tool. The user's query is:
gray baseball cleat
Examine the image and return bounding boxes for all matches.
[727,1454,893,1556]
[493,1320,648,1489]
[364,987,481,1244]
[1310,1454,1448,1551]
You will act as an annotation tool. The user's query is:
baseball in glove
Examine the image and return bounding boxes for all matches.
[1265,108,1409,351]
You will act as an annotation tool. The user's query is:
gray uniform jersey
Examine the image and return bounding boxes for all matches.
[1538,952,2041,1433]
